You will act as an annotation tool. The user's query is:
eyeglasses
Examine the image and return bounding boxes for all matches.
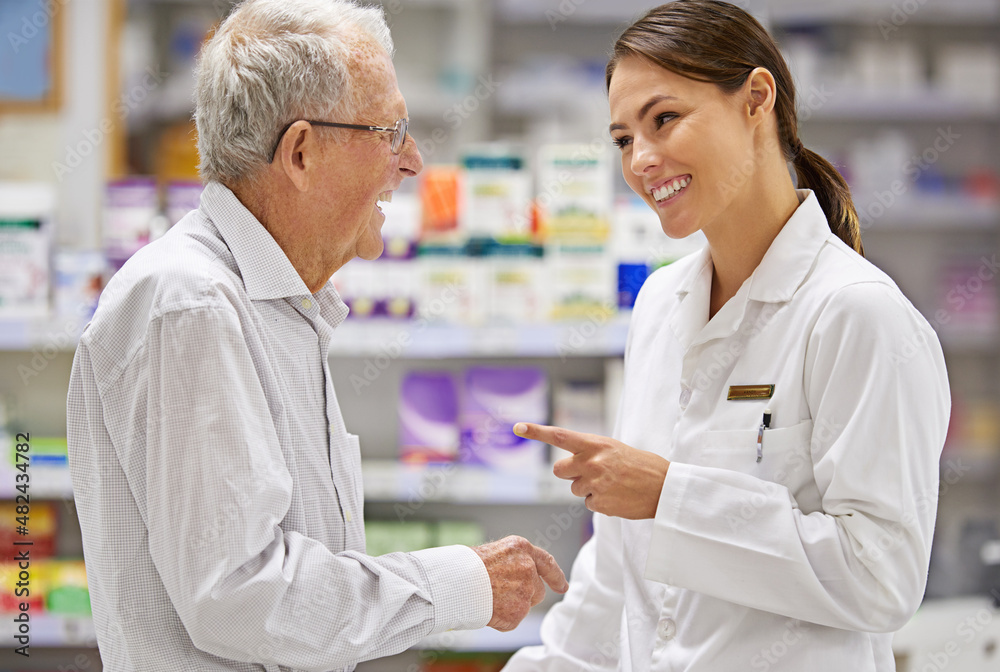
[269,118,409,162]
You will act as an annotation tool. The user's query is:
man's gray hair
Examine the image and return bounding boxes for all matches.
[195,0,393,185]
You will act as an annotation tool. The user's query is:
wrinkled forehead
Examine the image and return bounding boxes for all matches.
[344,36,403,118]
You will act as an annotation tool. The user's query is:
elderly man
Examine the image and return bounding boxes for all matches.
[65,1,567,670]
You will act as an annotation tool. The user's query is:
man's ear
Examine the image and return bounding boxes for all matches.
[276,120,315,193]
[744,67,777,123]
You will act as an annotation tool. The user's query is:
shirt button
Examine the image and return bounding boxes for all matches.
[657,618,676,642]
[679,387,692,408]
[345,510,352,522]
[301,298,313,310]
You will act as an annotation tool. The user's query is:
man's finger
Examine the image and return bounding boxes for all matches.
[530,544,569,593]
[512,423,587,454]
[531,573,546,607]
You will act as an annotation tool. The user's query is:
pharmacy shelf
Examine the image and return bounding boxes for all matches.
[497,0,1000,26]
[0,461,579,504]
[329,318,631,359]
[807,92,1000,122]
[0,609,541,653]
[362,460,575,505]
[857,196,1000,232]
[0,317,82,352]
[0,613,95,648]
[769,0,1000,25]
[0,317,631,356]
[418,610,543,652]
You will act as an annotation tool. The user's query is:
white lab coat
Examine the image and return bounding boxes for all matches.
[505,191,950,672]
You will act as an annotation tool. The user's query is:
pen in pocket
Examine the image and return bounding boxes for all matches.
[756,408,771,463]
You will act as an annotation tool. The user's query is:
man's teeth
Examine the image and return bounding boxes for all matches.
[377,191,393,203]
[652,177,691,202]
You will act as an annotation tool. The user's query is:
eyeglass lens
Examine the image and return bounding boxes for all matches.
[392,119,408,154]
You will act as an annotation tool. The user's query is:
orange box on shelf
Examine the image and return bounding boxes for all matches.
[420,165,461,239]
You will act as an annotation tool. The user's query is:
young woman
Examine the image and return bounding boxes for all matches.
[505,2,950,670]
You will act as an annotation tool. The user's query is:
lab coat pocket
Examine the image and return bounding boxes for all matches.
[697,420,814,490]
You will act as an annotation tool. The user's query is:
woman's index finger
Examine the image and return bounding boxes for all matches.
[513,423,587,454]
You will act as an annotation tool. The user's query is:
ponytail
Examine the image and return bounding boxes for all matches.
[792,145,865,257]
[607,0,865,257]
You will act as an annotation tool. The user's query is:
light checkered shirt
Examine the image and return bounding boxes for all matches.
[66,182,492,672]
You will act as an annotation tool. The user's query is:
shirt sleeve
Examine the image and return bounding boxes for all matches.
[503,514,626,672]
[644,281,951,633]
[139,303,490,671]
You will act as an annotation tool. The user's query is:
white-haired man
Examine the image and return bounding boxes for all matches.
[66,1,567,670]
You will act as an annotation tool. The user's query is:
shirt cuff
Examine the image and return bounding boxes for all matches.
[644,460,695,585]
[411,544,493,634]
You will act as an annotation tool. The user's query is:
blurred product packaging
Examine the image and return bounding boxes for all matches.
[0,182,55,317]
[399,370,461,464]
[551,381,605,466]
[54,249,105,326]
[103,177,159,268]
[165,180,204,226]
[419,165,462,243]
[460,146,532,243]
[459,366,549,471]
[537,143,613,245]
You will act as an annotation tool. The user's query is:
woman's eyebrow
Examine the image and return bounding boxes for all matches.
[609,94,679,132]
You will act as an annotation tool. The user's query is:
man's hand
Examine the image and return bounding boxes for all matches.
[513,422,669,520]
[471,536,568,632]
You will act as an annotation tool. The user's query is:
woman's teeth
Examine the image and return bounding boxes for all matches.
[652,177,691,202]
[378,191,393,203]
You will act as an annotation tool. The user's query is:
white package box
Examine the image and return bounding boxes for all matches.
[460,148,532,242]
[537,143,613,244]
[546,245,615,321]
[0,182,55,317]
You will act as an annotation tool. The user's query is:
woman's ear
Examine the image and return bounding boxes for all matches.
[744,67,777,122]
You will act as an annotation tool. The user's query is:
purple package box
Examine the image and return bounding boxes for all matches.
[459,366,549,471]
[399,371,460,463]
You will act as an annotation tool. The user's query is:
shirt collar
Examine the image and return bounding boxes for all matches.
[199,182,350,327]
[200,182,312,301]
[674,189,832,305]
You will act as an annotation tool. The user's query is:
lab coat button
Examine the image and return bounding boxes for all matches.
[657,618,676,641]
[679,387,692,408]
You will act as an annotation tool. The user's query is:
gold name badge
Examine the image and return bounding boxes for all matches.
[727,384,775,401]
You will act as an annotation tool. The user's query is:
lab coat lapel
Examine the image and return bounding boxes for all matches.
[668,246,753,352]
[669,247,713,352]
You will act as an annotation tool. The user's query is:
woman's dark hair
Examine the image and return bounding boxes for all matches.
[606,0,864,256]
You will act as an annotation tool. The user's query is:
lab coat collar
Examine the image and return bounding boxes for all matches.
[673,190,830,303]
[746,190,832,304]
[669,190,831,350]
